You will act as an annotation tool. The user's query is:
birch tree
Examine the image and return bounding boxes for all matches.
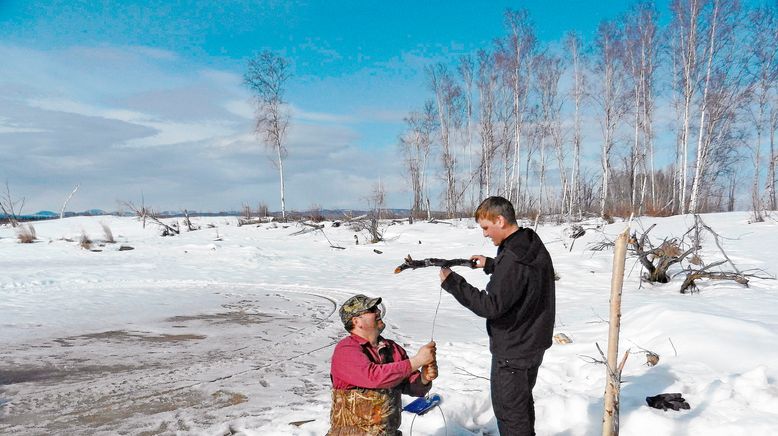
[244,50,292,221]
[566,32,586,220]
[0,181,24,227]
[499,8,536,208]
[670,0,705,214]
[477,49,499,198]
[534,52,566,215]
[624,1,659,215]
[399,101,437,219]
[593,20,629,218]
[772,106,778,210]
[745,3,778,217]
[688,0,746,214]
[427,63,463,218]
[458,55,477,210]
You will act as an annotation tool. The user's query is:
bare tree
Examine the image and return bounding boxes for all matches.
[458,55,477,211]
[688,0,747,214]
[624,1,659,215]
[368,180,386,220]
[534,52,566,216]
[244,50,292,221]
[767,104,778,210]
[399,101,437,218]
[121,200,179,236]
[745,3,778,218]
[522,107,543,215]
[566,32,586,220]
[427,63,463,218]
[477,49,500,199]
[593,20,629,218]
[0,181,24,227]
[123,192,149,228]
[60,184,79,220]
[499,9,536,208]
[670,0,706,214]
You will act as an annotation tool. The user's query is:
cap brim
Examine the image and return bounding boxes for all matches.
[367,297,382,309]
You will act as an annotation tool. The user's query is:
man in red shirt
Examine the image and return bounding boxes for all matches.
[328,294,437,435]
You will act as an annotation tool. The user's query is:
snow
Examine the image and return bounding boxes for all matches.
[1,212,777,435]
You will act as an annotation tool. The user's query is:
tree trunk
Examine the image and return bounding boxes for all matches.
[689,0,719,214]
[60,184,79,220]
[602,228,628,436]
[770,109,777,209]
[277,139,286,221]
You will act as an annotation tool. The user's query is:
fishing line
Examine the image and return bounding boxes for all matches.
[431,285,443,342]
[409,405,447,436]
[406,284,448,436]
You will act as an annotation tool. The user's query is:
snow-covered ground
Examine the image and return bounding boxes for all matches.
[1,212,777,435]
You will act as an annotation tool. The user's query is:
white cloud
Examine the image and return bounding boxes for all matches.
[223,99,254,119]
[0,43,407,212]
[0,116,45,133]
[27,98,149,123]
[291,105,356,124]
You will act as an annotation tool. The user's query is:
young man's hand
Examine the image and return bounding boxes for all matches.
[439,267,451,282]
[470,255,487,268]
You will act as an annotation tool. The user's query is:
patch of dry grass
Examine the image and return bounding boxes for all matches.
[101,222,115,243]
[80,231,92,250]
[16,224,36,243]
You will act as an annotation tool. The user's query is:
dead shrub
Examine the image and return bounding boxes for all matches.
[307,203,325,222]
[656,241,682,258]
[644,204,675,217]
[80,231,93,250]
[16,224,36,243]
[101,222,115,243]
[257,202,269,217]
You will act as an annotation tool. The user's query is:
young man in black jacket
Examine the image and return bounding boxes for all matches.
[440,196,555,436]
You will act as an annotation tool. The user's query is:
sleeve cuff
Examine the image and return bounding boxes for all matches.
[441,271,460,292]
[484,257,495,274]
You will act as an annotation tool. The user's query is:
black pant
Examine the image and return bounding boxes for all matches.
[490,353,544,436]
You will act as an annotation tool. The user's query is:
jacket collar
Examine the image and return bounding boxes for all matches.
[350,332,386,347]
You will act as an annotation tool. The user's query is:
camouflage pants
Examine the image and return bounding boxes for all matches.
[328,388,402,436]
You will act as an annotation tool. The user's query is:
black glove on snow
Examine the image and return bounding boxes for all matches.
[646,393,690,411]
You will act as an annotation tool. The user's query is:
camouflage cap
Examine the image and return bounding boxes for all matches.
[339,294,382,324]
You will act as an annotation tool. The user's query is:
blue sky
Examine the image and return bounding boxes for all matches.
[1,0,669,213]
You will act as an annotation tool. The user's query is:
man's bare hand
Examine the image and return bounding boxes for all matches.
[439,267,451,282]
[410,341,436,370]
[470,255,487,269]
[422,361,438,383]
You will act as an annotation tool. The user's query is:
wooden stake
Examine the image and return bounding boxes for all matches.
[602,226,629,436]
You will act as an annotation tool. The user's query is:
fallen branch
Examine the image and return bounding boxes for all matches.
[289,223,323,236]
[343,213,367,222]
[122,200,179,236]
[695,215,740,274]
[289,222,345,249]
[237,217,263,226]
[183,210,200,231]
[428,219,453,225]
[394,255,476,274]
[680,271,749,293]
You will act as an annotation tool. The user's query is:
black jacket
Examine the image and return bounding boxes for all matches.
[441,227,555,361]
